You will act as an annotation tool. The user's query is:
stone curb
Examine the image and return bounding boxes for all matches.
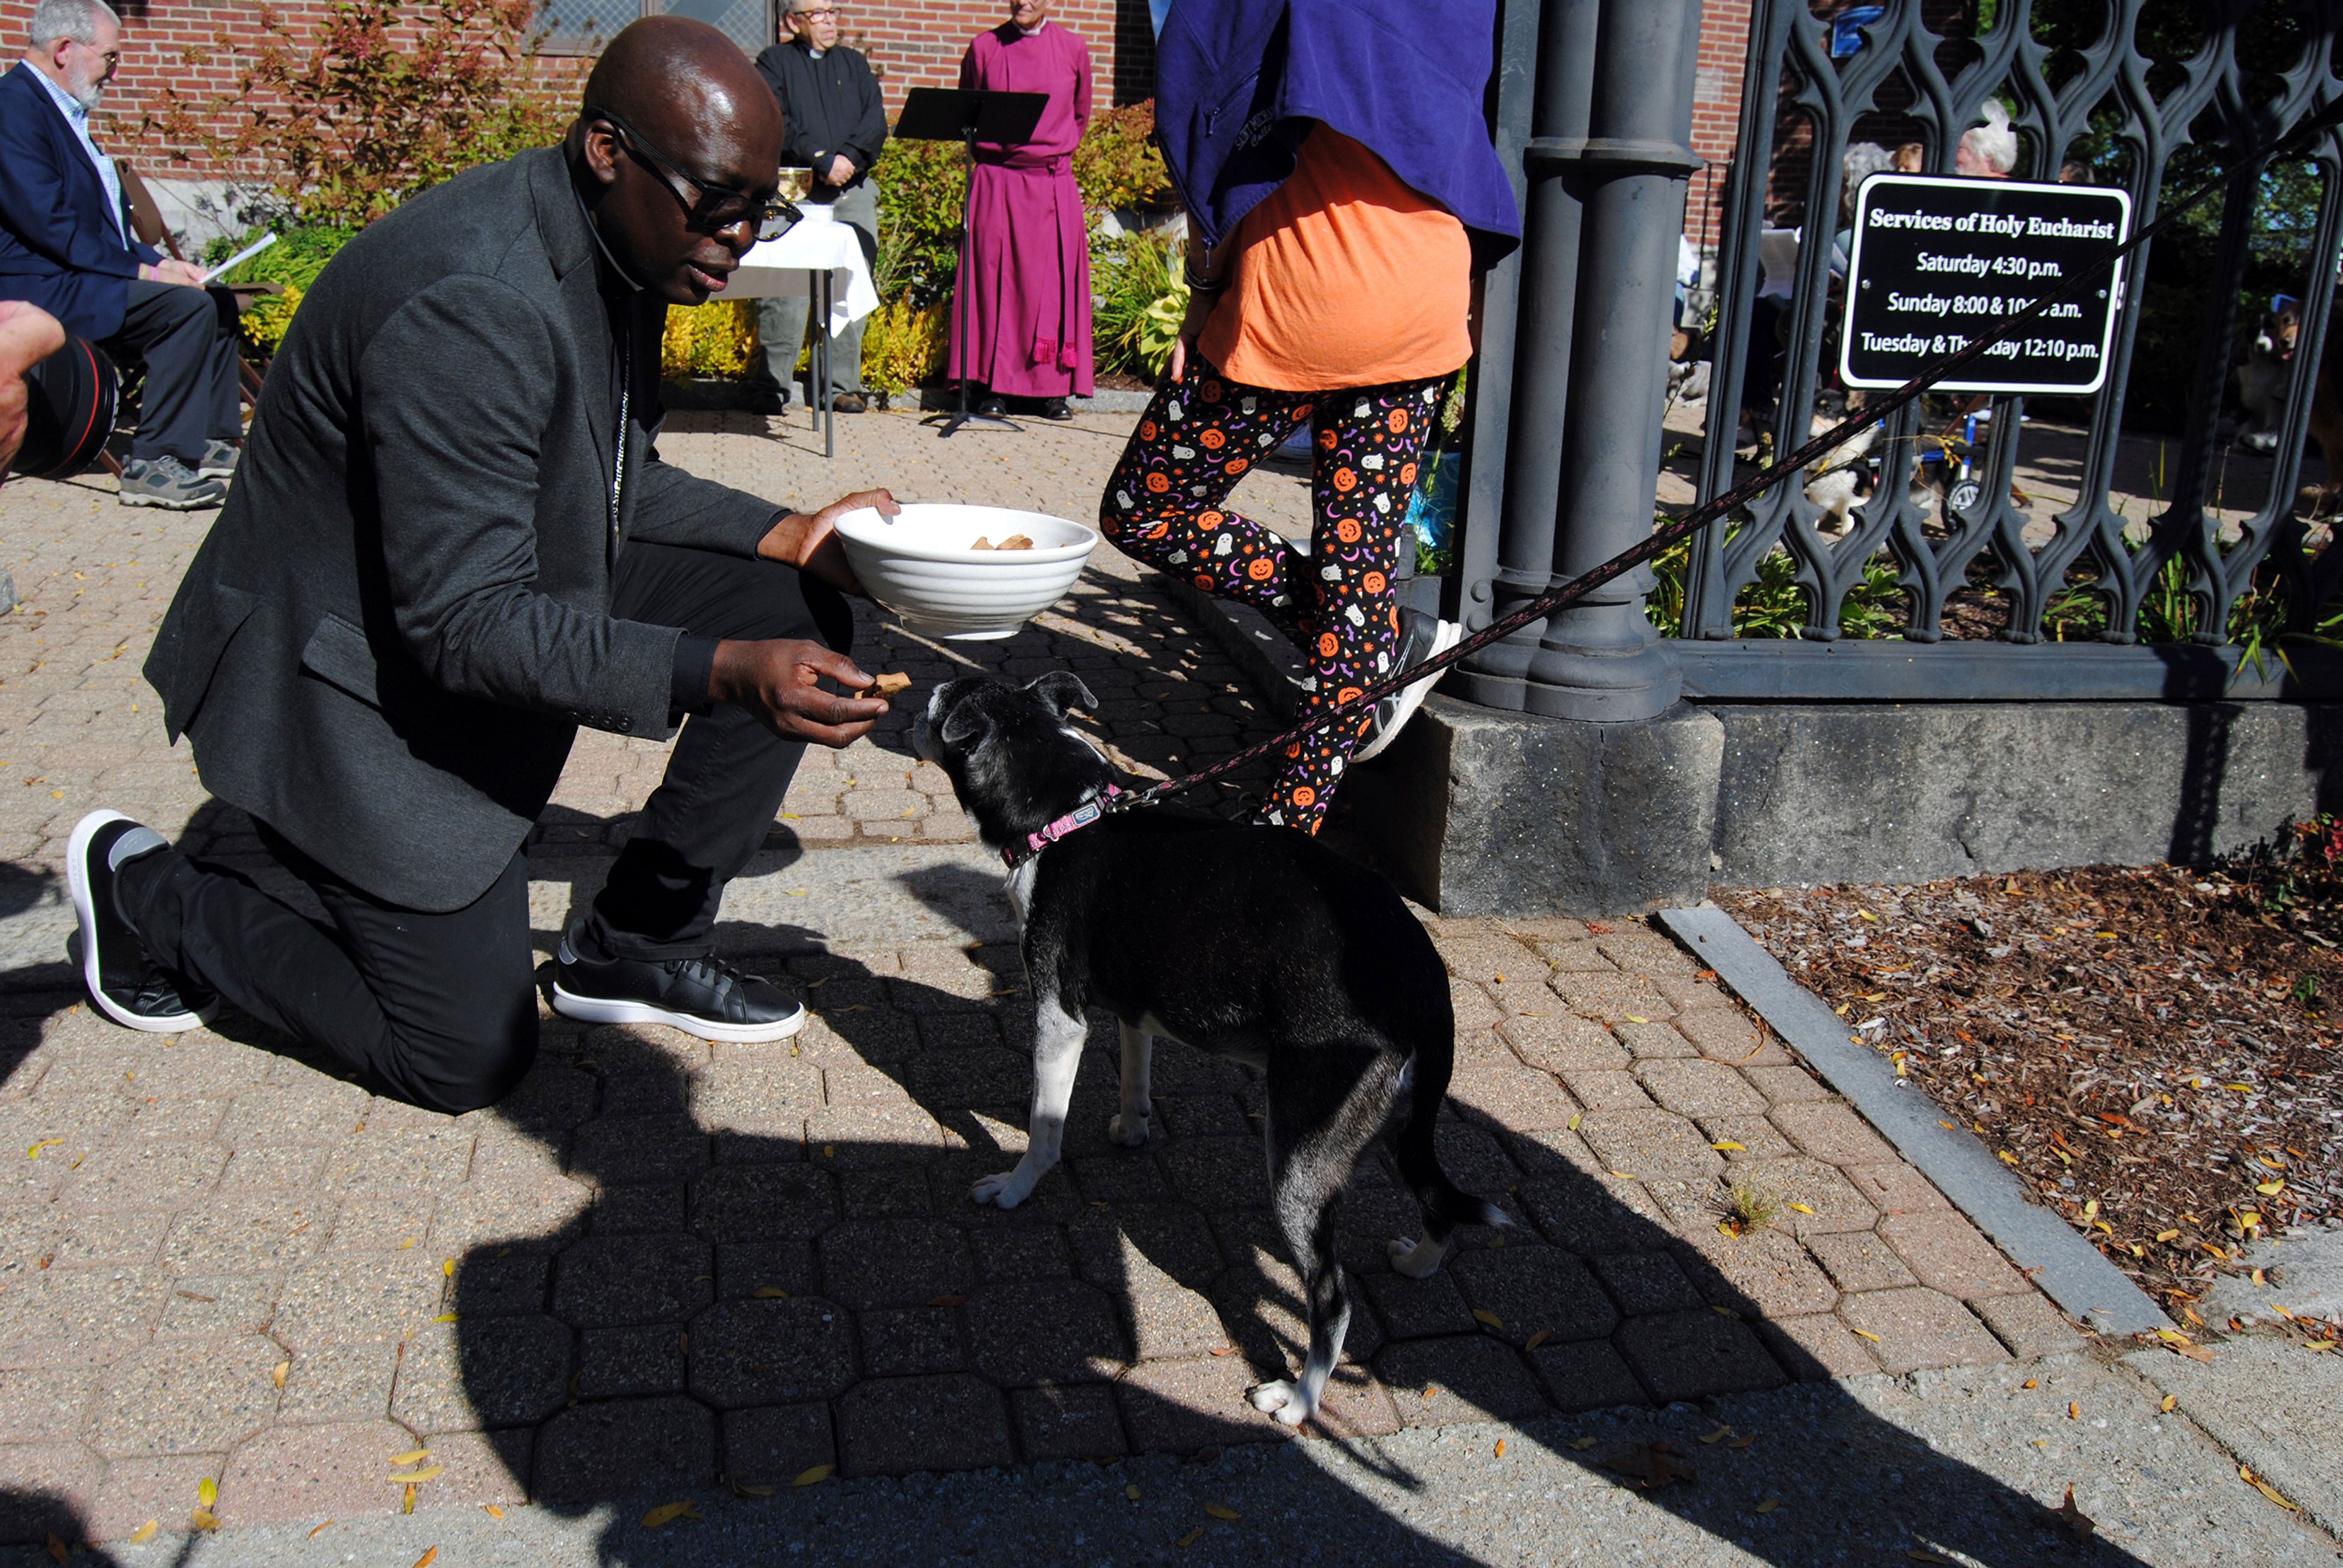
[1654,904,2170,1336]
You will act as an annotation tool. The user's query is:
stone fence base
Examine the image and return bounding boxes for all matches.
[1342,697,2343,915]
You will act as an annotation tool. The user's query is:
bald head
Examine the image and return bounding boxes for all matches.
[568,16,786,306]
[583,16,780,156]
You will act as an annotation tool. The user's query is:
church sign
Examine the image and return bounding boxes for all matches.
[1839,173,2132,397]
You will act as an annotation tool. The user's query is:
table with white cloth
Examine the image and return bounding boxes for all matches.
[725,209,882,458]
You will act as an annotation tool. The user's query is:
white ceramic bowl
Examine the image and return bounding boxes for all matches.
[832,503,1098,641]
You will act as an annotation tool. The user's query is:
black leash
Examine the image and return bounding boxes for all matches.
[1098,95,2343,820]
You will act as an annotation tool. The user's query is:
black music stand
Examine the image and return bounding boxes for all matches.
[894,85,1049,437]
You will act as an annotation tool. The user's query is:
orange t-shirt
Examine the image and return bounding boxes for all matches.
[1197,123,1472,392]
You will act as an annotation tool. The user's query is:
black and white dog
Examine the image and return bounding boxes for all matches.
[913,672,1505,1426]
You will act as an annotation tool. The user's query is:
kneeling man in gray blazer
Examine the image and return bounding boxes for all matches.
[65,19,887,1112]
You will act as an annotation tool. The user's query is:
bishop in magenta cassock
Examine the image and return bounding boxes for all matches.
[951,1,1092,416]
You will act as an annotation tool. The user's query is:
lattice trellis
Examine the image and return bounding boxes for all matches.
[1686,0,2343,651]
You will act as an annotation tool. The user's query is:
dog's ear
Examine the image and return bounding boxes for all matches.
[1028,672,1098,718]
[939,698,995,750]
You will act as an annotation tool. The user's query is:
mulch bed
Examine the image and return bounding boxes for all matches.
[1714,860,2343,1311]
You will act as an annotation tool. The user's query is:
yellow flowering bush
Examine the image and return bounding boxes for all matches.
[660,300,758,379]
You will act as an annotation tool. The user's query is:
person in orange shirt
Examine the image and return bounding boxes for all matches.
[1100,117,1503,832]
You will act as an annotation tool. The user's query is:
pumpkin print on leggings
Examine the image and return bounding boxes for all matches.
[1101,357,1444,832]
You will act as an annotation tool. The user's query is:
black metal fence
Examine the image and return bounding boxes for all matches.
[1672,0,2343,700]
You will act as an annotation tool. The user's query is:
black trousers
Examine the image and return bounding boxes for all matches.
[119,542,849,1112]
[103,281,243,466]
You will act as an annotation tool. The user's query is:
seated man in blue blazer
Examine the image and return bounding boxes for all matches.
[0,0,241,509]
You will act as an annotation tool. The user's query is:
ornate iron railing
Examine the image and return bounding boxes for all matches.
[1678,0,2343,699]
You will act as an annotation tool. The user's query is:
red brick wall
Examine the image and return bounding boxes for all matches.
[0,0,1155,179]
[1687,0,1752,257]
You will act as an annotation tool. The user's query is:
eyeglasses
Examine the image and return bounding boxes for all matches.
[788,7,840,21]
[586,106,801,242]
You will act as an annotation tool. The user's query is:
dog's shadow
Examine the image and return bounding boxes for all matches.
[422,865,2161,1567]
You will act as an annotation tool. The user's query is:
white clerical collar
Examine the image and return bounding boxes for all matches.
[804,45,825,57]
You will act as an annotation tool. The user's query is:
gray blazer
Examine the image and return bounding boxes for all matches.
[144,148,779,912]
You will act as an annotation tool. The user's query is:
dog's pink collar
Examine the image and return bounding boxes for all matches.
[1004,784,1121,869]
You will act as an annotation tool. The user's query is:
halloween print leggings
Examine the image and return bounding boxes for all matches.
[1101,358,1444,833]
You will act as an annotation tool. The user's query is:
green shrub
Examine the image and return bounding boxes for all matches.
[873,137,969,313]
[1073,101,1172,212]
[1091,232,1186,380]
[206,223,360,354]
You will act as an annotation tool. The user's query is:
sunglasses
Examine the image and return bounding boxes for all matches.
[587,107,801,243]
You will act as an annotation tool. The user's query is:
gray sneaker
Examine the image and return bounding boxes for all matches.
[198,439,239,478]
[117,455,225,511]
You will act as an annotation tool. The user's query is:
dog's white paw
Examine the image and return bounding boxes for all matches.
[1248,1379,1315,1426]
[971,1168,1035,1209]
[1387,1237,1445,1279]
[1107,1111,1150,1148]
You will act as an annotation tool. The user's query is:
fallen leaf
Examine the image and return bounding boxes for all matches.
[430,1312,458,1324]
[189,1508,218,1532]
[395,1237,416,1251]
[1698,1425,1732,1444]
[2068,1402,2081,1420]
[1567,1113,1582,1132]
[2156,1229,2181,1242]
[793,1464,834,1487]
[198,1477,217,1509]
[1713,1305,1741,1319]
[128,1520,157,1544]
[2022,1378,2038,1389]
[1608,1442,1694,1489]
[2160,1394,2177,1412]
[640,1501,702,1527]
[1996,1150,2020,1167]
[1711,1140,1746,1152]
[1787,1203,1815,1215]
[45,1532,65,1564]
[1209,1345,1237,1357]
[753,1286,789,1300]
[1906,1552,1956,1566]
[927,1294,967,1307]
[1522,1328,1554,1351]
[1729,1433,1757,1448]
[1494,1439,1507,1458]
[732,1482,777,1499]
[1204,1504,1240,1520]
[2243,1464,2301,1511]
[1125,1484,1140,1501]
[389,1467,444,1486]
[24,1138,61,1159]
[1755,1497,1780,1514]
[2051,1484,2095,1542]
[2258,1181,2286,1196]
[403,1484,416,1515]
[1624,1015,1649,1024]
[1572,1436,1599,1450]
[389,1449,429,1466]
[1177,1528,1204,1547]
[1851,1328,1881,1343]
[272,1359,290,1389]
[1471,1309,1503,1329]
[443,1258,456,1277]
[413,1551,438,1568]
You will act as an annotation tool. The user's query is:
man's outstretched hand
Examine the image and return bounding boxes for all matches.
[709,636,888,746]
[758,487,899,593]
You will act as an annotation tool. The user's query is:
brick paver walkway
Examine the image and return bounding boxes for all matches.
[0,409,2081,1545]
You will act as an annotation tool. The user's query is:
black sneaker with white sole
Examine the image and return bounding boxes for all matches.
[66,810,217,1032]
[551,941,805,1043]
[1353,607,1463,763]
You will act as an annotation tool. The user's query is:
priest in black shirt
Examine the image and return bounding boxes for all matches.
[752,4,885,414]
